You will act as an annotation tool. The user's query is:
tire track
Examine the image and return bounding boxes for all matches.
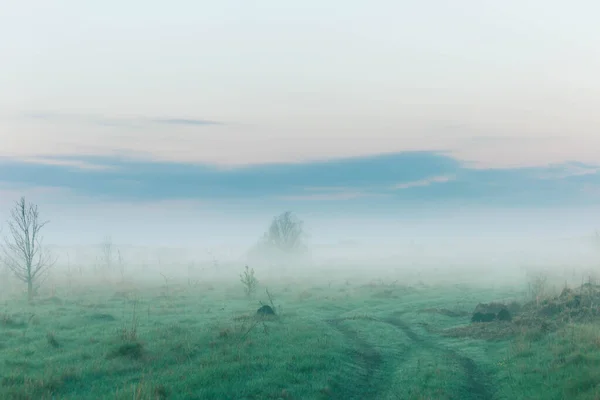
[383,312,494,400]
[325,318,386,400]
[325,312,494,400]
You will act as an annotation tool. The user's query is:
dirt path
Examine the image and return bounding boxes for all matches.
[383,312,493,400]
[326,312,494,400]
[325,318,387,400]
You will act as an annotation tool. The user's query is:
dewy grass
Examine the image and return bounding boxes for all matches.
[0,279,599,399]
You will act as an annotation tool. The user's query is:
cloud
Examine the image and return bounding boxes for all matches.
[278,191,384,202]
[6,111,599,169]
[534,162,600,180]
[150,118,222,126]
[22,112,223,128]
[392,175,455,190]
[13,156,115,171]
[276,185,389,201]
[0,151,459,203]
[0,151,598,208]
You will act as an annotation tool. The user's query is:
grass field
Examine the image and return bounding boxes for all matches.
[1,269,599,399]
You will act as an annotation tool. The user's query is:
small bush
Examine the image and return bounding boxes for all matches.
[240,265,258,297]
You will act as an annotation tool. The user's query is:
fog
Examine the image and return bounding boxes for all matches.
[1,201,597,300]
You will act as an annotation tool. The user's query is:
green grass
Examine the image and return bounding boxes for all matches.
[0,278,599,399]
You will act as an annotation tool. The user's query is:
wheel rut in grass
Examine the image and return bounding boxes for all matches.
[383,312,494,400]
[325,311,494,400]
[325,318,386,400]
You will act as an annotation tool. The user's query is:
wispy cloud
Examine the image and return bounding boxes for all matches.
[534,162,600,180]
[22,112,223,128]
[0,151,460,203]
[276,185,388,201]
[151,118,221,126]
[14,156,116,171]
[392,175,455,190]
[278,191,383,202]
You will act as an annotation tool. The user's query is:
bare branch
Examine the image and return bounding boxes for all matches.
[250,211,309,267]
[264,211,306,253]
[0,197,55,302]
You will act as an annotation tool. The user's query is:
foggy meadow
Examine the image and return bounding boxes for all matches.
[0,196,599,399]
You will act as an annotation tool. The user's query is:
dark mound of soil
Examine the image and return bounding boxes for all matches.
[257,305,275,316]
[471,302,512,323]
[497,308,512,321]
[472,312,496,323]
[444,302,520,339]
[446,284,600,341]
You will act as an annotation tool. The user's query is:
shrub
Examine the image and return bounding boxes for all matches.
[240,265,258,297]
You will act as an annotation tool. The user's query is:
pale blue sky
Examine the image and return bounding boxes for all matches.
[1,1,600,248]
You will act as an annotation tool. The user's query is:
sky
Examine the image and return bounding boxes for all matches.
[1,1,600,255]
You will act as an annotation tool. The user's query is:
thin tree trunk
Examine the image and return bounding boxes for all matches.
[27,280,33,303]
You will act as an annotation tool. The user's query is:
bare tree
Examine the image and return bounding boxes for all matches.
[264,211,306,253]
[249,211,309,267]
[1,197,56,302]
